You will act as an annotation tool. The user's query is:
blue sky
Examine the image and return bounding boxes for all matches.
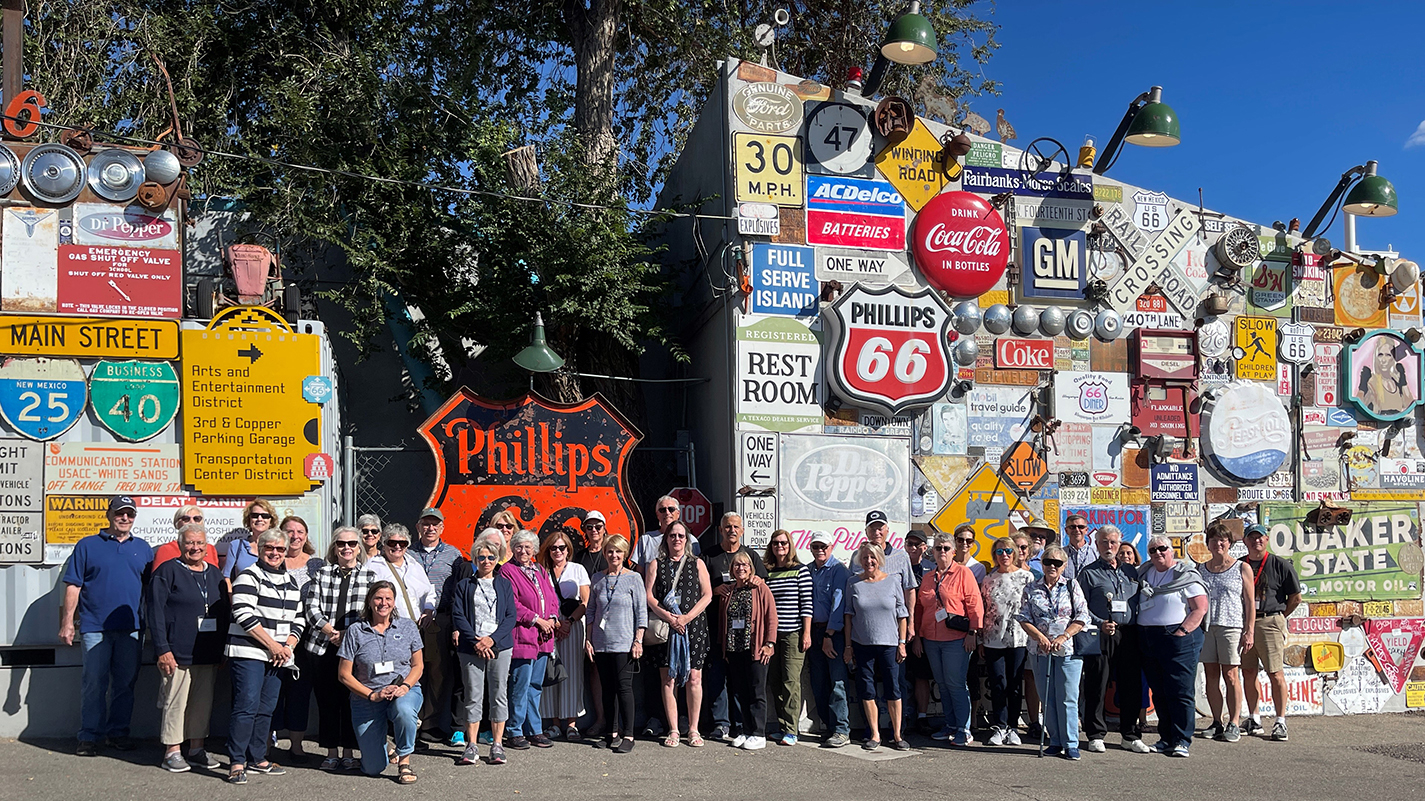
[978,0,1422,257]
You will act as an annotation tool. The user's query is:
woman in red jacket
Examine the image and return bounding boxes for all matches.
[914,532,985,747]
[713,550,777,751]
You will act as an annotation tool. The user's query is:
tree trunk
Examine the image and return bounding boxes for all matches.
[564,0,619,167]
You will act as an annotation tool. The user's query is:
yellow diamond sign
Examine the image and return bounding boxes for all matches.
[875,120,960,211]
[929,464,1029,572]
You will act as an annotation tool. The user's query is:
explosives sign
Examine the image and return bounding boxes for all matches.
[749,244,817,317]
[1261,502,1423,601]
[89,360,180,442]
[181,306,323,495]
[734,133,805,206]
[418,389,643,557]
[824,283,952,416]
[0,315,179,360]
[736,313,822,432]
[806,174,906,251]
[44,441,182,495]
[875,120,956,211]
[1233,316,1278,380]
[0,358,87,441]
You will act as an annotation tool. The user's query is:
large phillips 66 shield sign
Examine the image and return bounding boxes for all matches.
[824,283,953,416]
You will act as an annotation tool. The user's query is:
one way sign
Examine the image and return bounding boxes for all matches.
[739,431,778,490]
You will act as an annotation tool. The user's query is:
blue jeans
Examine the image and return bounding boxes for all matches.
[1031,654,1083,749]
[924,638,972,742]
[506,654,547,737]
[228,658,283,766]
[1140,626,1205,748]
[807,626,849,736]
[79,630,141,741]
[351,685,424,776]
[701,650,731,731]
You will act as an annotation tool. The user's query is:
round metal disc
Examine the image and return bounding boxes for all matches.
[0,145,19,196]
[144,148,182,184]
[1066,310,1095,340]
[87,148,145,202]
[22,143,86,204]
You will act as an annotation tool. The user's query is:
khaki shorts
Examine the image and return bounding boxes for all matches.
[1200,625,1242,666]
[1243,613,1287,672]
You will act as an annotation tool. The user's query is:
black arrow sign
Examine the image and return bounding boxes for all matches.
[237,345,264,364]
[749,471,769,483]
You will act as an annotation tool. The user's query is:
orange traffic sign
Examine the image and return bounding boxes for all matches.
[1001,441,1048,492]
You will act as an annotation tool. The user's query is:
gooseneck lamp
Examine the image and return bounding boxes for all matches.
[1091,86,1181,176]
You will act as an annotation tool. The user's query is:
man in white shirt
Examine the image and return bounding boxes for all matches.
[366,524,436,627]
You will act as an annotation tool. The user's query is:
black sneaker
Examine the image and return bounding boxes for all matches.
[489,745,507,765]
[1196,722,1224,740]
[1241,718,1264,736]
[227,769,248,785]
[614,737,635,754]
[892,739,911,751]
[249,761,286,775]
[1270,720,1288,741]
[187,749,222,769]
[507,736,531,750]
[106,736,136,751]
[76,740,98,757]
[529,733,554,748]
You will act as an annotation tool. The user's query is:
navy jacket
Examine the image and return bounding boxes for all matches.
[451,572,517,655]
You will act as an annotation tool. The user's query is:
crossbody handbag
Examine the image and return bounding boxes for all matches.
[644,555,689,646]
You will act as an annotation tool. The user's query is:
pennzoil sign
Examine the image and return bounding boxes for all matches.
[823,283,952,416]
[418,390,643,555]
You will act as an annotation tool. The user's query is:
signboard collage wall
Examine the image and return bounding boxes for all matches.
[718,58,1425,716]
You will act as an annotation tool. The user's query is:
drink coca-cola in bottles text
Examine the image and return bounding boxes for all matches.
[912,191,1010,298]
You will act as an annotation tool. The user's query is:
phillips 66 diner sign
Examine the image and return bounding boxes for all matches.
[417,389,642,555]
[824,283,952,416]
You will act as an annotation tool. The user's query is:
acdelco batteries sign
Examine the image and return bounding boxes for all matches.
[824,283,952,416]
[806,175,906,251]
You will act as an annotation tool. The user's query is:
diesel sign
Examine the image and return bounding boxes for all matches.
[995,338,1053,369]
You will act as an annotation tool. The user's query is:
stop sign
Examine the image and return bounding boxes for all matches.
[670,487,712,539]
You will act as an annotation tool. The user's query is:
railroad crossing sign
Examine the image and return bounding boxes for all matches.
[0,357,86,441]
[89,359,179,441]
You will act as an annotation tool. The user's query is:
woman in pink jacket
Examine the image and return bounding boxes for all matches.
[500,530,560,750]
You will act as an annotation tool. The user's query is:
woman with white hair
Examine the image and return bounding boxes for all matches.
[356,514,383,560]
[1016,544,1090,760]
[915,531,984,746]
[500,529,560,749]
[302,525,376,771]
[844,542,910,752]
[452,530,517,765]
[1137,533,1207,758]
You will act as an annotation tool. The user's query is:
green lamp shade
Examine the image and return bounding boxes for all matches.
[880,11,937,65]
[1124,101,1180,147]
[513,314,565,373]
[1343,174,1398,217]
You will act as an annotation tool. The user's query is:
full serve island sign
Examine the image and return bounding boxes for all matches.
[418,389,643,555]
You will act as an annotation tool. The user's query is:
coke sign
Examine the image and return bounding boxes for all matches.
[912,191,1010,298]
[824,283,952,416]
[995,338,1053,370]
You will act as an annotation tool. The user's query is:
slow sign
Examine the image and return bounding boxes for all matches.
[1001,441,1047,492]
[1233,316,1278,381]
[823,283,952,416]
[912,191,1010,298]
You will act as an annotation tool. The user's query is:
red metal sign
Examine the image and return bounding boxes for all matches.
[994,338,1053,370]
[418,390,643,556]
[824,283,953,416]
[56,245,182,318]
[911,191,1010,298]
[1365,618,1425,694]
[670,487,712,538]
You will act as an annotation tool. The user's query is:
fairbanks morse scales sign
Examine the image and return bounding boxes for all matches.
[418,389,643,554]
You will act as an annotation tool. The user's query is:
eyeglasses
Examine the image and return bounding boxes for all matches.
[1149,545,1171,555]
[112,510,135,519]
[549,544,568,552]
[335,540,359,548]
[249,512,272,520]
[1066,523,1088,529]
[1042,559,1064,568]
[362,529,380,536]
[934,545,954,552]
[261,546,286,554]
[179,515,203,522]
[955,537,975,545]
[495,523,515,530]
[993,548,1014,556]
[385,541,409,549]
[475,554,498,562]
[657,506,678,514]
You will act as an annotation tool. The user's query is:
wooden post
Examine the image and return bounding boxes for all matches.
[2,0,21,104]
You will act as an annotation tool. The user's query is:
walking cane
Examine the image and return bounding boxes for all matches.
[1038,650,1058,757]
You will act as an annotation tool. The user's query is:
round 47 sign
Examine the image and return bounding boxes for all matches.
[0,357,86,441]
[90,359,180,441]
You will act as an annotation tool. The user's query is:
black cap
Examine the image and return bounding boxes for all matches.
[865,510,888,526]
[108,495,137,513]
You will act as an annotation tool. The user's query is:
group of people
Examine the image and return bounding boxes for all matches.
[62,494,1302,784]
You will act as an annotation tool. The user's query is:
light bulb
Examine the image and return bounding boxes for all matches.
[898,41,915,52]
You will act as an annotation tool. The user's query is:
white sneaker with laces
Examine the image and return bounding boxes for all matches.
[731,735,747,749]
[1125,738,1152,753]
[743,736,767,750]
[1086,738,1105,753]
[1005,729,1022,746]
[987,728,1005,746]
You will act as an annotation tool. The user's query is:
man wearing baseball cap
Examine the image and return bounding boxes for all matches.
[1239,523,1301,741]
[409,506,469,746]
[807,530,852,747]
[59,496,154,756]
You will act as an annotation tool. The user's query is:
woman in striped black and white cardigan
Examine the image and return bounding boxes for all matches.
[225,529,306,785]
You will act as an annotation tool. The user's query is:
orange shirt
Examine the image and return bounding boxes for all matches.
[916,561,984,642]
[152,539,219,569]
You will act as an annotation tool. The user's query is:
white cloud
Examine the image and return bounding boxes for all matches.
[1407,120,1425,149]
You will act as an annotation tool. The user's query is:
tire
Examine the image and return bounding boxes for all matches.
[195,278,216,319]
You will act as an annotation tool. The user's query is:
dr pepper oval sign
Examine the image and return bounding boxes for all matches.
[823,283,953,417]
[912,191,1010,298]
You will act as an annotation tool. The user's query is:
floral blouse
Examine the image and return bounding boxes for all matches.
[1016,576,1091,657]
[980,568,1034,650]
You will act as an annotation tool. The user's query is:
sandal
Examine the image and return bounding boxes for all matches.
[663,730,681,748]
[397,764,418,784]
[341,757,359,771]
[688,732,705,748]
[319,756,340,771]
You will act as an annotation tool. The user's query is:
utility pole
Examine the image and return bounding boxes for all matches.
[2,0,20,103]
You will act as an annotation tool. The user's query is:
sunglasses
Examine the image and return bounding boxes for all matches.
[1017,545,1029,551]
[1042,559,1065,568]
[362,529,380,535]
[249,512,272,520]
[549,544,568,552]
[993,548,1014,556]
[1066,523,1087,529]
[667,533,688,540]
[810,543,829,549]
[934,545,954,552]
[1150,545,1171,555]
[112,510,135,519]
[385,541,409,549]
[583,521,605,529]
[335,540,359,548]
[495,523,515,530]
[179,515,203,522]
[475,554,498,562]
[261,546,286,554]
[658,506,678,513]
[955,537,975,545]
[771,540,789,547]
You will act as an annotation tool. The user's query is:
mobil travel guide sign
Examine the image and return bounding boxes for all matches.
[806,175,906,251]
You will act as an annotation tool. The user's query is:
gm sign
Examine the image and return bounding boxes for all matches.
[1020,225,1086,300]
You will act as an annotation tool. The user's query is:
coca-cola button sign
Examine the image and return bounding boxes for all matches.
[912,191,1010,298]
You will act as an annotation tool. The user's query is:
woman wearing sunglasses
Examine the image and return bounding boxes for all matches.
[980,536,1033,747]
[302,526,376,771]
[1136,534,1207,758]
[224,499,279,590]
[914,532,984,747]
[451,530,517,765]
[539,528,591,741]
[1016,545,1090,760]
[152,505,219,569]
[356,515,383,560]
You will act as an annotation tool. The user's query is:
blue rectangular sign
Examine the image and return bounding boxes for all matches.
[806,174,905,217]
[750,244,818,317]
[962,167,1093,199]
[1020,225,1088,299]
[1150,463,1199,501]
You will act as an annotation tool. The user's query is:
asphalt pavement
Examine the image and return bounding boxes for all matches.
[3,713,1424,801]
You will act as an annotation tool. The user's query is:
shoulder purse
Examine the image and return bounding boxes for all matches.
[644,556,689,646]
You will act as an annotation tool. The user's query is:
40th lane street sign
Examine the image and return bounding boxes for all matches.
[89,359,179,442]
[0,357,87,441]
[181,306,322,495]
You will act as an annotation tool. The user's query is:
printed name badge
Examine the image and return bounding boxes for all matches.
[732,619,748,630]
[722,572,733,584]
[198,617,218,632]
[934,609,948,622]
[1111,600,1129,613]
[373,660,394,676]
[1256,596,1263,611]
[274,623,290,639]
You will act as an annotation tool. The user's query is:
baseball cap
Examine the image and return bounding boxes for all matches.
[108,495,137,514]
[582,510,607,525]
[904,529,928,543]
[1244,523,1268,538]
[810,530,834,546]
[865,510,889,526]
[419,507,444,521]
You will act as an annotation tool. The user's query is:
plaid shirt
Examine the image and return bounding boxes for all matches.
[302,563,377,656]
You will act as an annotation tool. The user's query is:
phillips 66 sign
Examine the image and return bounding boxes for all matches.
[824,283,952,416]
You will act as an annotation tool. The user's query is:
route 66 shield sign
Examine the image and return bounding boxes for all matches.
[823,283,953,416]
[1132,190,1171,234]
[1277,323,1313,365]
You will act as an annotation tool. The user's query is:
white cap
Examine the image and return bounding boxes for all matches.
[810,530,834,546]
[582,510,606,524]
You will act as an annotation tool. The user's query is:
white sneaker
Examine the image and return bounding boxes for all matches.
[987,727,1006,746]
[742,735,767,750]
[1005,729,1022,746]
[731,735,747,749]
[1086,738,1105,753]
[1125,738,1151,753]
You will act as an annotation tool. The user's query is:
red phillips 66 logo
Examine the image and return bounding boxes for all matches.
[824,283,953,416]
[912,191,1010,299]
